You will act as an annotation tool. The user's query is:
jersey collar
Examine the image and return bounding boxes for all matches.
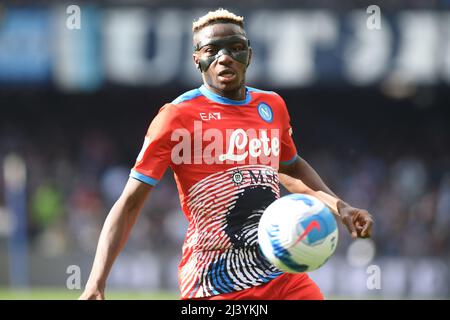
[199,85,252,106]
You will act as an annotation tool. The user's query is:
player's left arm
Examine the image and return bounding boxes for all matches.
[279,155,374,239]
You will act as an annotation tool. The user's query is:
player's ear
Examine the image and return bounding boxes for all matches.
[247,47,253,68]
[193,53,201,71]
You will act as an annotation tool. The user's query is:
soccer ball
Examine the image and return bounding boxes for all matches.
[258,193,338,273]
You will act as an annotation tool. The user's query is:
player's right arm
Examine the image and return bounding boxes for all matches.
[80,103,180,299]
[79,178,152,300]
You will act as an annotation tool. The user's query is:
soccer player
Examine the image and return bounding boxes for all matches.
[80,9,373,300]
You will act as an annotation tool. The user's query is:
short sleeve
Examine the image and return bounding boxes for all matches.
[130,104,180,186]
[278,96,298,166]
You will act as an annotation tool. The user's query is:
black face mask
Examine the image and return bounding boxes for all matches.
[194,35,251,72]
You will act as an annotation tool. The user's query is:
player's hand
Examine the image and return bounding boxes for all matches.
[79,285,105,300]
[337,201,373,239]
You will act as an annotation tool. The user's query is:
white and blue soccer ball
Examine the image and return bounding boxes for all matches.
[258,193,338,273]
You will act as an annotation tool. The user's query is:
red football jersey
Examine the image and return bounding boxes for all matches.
[131,85,298,298]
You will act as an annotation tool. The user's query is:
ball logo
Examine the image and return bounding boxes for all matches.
[293,220,321,246]
[258,103,273,123]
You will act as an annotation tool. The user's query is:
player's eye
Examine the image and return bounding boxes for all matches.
[204,47,218,55]
[231,44,244,52]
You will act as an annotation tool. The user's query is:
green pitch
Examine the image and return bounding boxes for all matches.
[2,288,439,300]
[0,288,179,300]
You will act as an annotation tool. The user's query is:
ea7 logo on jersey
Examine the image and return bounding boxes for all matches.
[200,112,221,120]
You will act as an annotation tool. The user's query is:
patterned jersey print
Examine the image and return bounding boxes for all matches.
[131,85,298,298]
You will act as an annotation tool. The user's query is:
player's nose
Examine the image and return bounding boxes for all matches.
[217,51,234,65]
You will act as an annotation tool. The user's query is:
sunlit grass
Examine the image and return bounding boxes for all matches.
[0,288,179,300]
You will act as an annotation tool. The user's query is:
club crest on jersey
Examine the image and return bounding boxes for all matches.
[257,103,273,123]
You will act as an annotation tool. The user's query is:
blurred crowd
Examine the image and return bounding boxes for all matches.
[0,99,448,260]
[1,0,447,8]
